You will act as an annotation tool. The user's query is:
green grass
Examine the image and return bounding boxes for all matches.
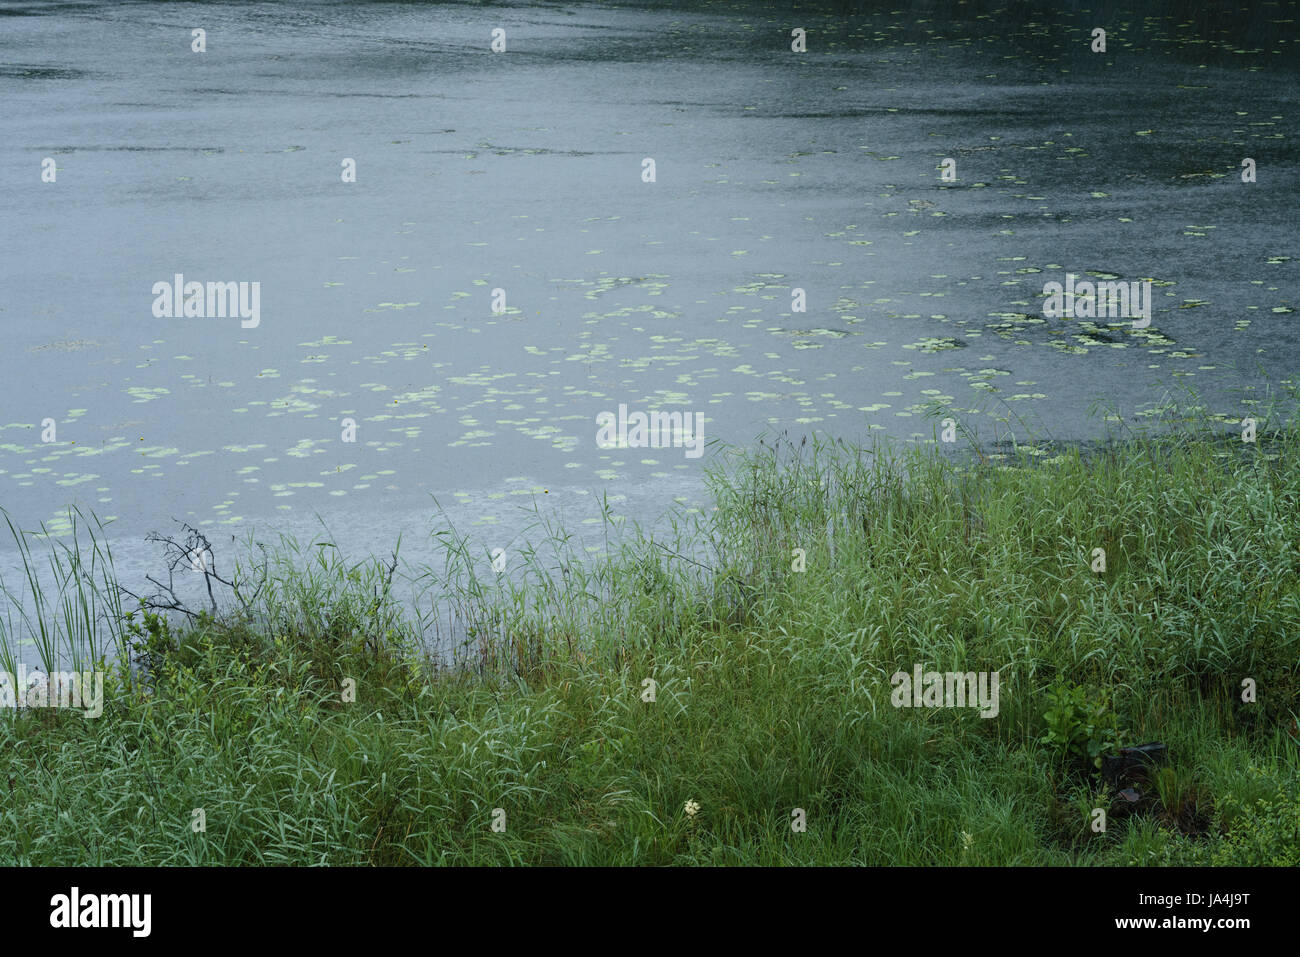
[1,405,1297,864]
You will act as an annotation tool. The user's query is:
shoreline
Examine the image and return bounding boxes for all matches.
[2,415,1297,865]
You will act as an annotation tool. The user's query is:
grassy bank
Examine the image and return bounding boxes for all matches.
[1,417,1298,865]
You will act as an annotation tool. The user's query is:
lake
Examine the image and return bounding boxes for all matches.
[1,0,1296,654]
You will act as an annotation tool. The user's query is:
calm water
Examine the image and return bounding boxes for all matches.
[1,0,1297,632]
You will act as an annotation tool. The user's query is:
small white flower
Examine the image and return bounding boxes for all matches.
[960,830,974,851]
[684,799,700,818]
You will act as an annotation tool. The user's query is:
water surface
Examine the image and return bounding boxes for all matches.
[1,0,1296,630]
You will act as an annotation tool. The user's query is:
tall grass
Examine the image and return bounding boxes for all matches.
[0,397,1297,865]
[0,507,127,677]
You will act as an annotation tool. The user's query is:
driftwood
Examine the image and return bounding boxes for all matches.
[118,520,268,621]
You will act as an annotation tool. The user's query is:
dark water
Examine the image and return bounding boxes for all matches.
[0,0,1297,620]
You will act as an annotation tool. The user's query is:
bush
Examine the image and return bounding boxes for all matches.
[1207,772,1300,866]
[1039,678,1123,772]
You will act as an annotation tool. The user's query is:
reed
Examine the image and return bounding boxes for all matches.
[1,393,1297,865]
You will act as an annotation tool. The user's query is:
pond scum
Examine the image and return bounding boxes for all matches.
[0,399,1297,865]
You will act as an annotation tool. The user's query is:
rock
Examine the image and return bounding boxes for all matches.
[1101,742,1168,789]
